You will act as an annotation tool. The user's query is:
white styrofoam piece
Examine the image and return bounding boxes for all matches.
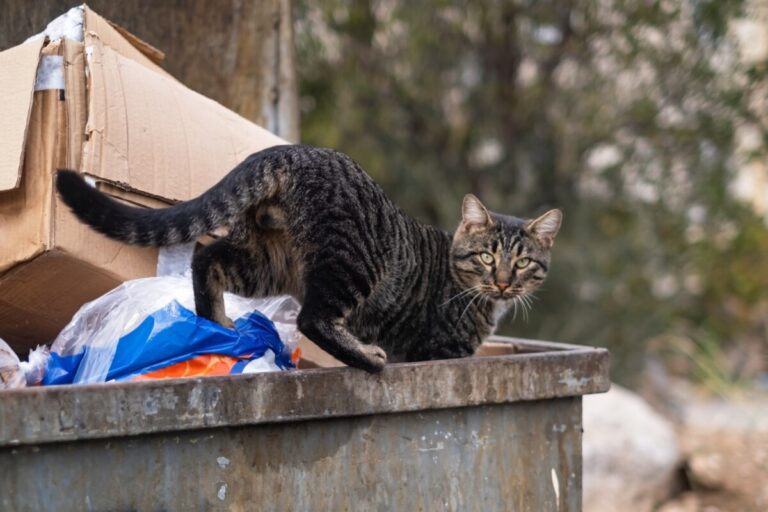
[34,55,65,91]
[25,5,84,44]
[25,6,85,92]
[157,243,196,277]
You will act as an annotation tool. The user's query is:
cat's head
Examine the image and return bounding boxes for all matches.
[450,194,562,303]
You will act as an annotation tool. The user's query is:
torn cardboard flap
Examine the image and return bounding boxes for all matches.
[0,90,61,274]
[62,38,87,171]
[0,37,44,191]
[82,5,171,78]
[0,5,165,194]
[81,39,286,202]
[106,18,166,65]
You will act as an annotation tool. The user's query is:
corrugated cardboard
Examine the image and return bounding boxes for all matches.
[0,6,288,352]
[296,337,346,369]
[0,37,44,191]
[81,37,284,201]
[295,338,517,369]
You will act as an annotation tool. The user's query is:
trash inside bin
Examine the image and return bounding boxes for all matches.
[0,4,291,350]
[1,276,301,388]
[0,338,47,390]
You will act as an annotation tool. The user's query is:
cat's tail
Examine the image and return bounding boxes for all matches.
[56,145,293,246]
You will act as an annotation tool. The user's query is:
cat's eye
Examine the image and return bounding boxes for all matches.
[480,252,494,265]
[515,258,531,268]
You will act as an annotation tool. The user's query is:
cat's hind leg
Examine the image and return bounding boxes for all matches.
[297,275,387,373]
[191,232,299,327]
[191,238,246,327]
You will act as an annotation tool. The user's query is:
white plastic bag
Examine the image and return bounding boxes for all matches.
[0,338,49,390]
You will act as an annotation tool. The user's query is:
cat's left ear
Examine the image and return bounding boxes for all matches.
[526,209,563,248]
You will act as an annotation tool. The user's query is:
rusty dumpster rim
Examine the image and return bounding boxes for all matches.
[0,337,610,447]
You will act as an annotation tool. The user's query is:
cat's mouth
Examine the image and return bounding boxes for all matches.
[485,286,524,300]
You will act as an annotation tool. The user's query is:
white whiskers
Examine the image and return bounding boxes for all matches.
[440,285,483,307]
[457,289,484,325]
[510,293,534,323]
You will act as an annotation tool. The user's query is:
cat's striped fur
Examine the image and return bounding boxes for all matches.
[56,145,562,372]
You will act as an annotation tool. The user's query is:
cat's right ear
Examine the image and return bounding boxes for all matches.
[461,194,492,232]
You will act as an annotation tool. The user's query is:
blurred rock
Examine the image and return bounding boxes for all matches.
[583,384,681,512]
[657,493,700,512]
[680,395,768,433]
[687,451,724,489]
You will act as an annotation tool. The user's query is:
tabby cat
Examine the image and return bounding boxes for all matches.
[56,145,561,372]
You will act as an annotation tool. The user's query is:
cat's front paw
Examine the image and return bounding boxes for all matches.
[358,344,387,373]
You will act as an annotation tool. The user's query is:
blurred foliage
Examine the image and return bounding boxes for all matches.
[294,0,768,385]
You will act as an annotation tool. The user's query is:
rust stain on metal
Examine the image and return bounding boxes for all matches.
[2,398,584,511]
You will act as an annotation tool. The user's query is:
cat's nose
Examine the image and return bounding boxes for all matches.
[496,282,510,292]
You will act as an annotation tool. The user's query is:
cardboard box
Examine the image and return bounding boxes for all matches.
[295,337,520,369]
[0,6,287,352]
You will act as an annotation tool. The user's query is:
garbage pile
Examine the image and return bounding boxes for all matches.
[0,5,286,350]
[0,276,301,390]
[0,6,306,391]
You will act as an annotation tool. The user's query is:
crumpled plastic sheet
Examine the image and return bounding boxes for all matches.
[0,338,48,390]
[0,275,301,388]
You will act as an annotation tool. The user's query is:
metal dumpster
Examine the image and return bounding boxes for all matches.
[0,337,609,511]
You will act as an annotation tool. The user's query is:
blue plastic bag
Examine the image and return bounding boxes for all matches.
[43,276,300,385]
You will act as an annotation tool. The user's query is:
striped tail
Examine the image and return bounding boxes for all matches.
[55,146,291,246]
